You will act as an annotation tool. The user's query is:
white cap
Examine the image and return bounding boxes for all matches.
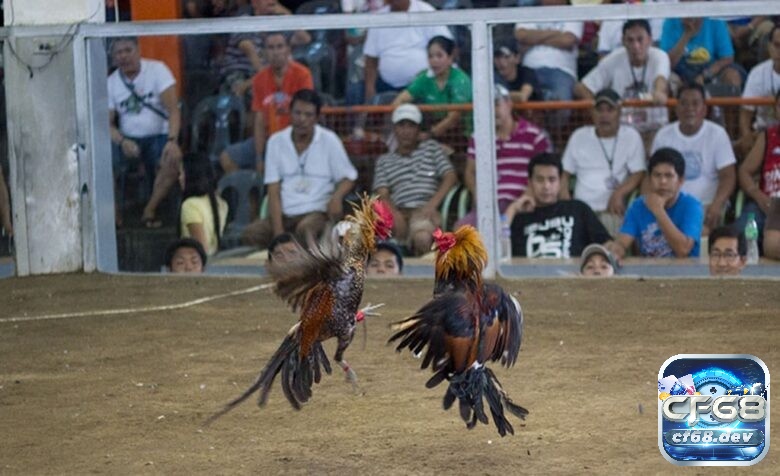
[391,104,422,125]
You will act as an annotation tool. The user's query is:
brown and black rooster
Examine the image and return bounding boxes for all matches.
[389,225,528,436]
[207,195,393,422]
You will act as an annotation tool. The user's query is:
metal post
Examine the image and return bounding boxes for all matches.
[471,20,498,278]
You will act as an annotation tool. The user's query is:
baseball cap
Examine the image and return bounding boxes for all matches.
[392,104,422,125]
[494,83,511,101]
[594,88,621,107]
[493,41,518,58]
[580,244,618,273]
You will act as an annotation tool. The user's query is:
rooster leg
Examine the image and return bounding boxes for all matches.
[337,359,359,393]
[334,336,360,394]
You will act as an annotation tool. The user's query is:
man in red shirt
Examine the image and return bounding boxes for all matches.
[219,32,314,175]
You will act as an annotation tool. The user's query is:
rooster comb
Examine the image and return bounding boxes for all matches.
[348,194,393,246]
[434,225,487,282]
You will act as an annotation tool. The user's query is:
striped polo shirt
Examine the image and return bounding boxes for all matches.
[467,117,552,203]
[372,139,454,209]
[219,28,265,82]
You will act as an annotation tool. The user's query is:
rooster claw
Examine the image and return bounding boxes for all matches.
[339,361,361,394]
[358,302,385,317]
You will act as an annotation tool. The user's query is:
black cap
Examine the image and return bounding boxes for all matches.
[494,41,518,57]
[594,88,621,107]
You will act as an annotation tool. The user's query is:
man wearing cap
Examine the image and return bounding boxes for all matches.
[651,83,736,232]
[372,104,457,256]
[241,89,357,249]
[580,243,618,277]
[561,88,646,236]
[575,19,670,137]
[457,84,552,228]
[493,42,539,103]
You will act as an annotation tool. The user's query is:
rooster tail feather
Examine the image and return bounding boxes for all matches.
[444,364,529,437]
[486,367,529,421]
[206,325,336,424]
[204,330,300,425]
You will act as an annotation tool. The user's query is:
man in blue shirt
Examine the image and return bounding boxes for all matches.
[614,147,704,258]
[661,14,742,91]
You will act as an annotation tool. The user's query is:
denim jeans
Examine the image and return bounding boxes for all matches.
[533,67,575,127]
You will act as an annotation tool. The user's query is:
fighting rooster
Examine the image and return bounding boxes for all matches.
[389,225,528,436]
[208,195,392,422]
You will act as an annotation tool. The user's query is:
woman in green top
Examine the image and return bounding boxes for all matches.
[392,36,473,142]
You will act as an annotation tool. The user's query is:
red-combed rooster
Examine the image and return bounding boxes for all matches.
[389,225,528,436]
[207,195,393,422]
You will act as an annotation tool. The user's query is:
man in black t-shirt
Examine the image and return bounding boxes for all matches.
[507,153,615,258]
[494,41,540,103]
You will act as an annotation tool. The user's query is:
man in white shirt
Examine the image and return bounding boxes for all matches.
[514,0,583,107]
[362,0,453,103]
[596,0,679,54]
[241,89,358,249]
[651,83,736,231]
[108,37,182,228]
[561,89,646,236]
[738,26,780,155]
[577,20,670,137]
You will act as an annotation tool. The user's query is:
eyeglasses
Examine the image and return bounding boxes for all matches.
[709,251,740,262]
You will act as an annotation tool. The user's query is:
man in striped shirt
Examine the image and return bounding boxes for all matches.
[372,104,458,256]
[457,84,552,229]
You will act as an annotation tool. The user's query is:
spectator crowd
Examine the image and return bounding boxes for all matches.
[88,0,780,274]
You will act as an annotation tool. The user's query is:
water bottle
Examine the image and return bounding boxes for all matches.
[500,214,512,263]
[745,212,759,265]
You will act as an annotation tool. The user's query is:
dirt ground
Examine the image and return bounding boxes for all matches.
[0,274,778,475]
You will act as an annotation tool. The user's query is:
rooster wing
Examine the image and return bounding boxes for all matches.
[479,283,523,368]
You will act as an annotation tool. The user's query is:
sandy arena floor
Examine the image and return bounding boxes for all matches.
[0,274,778,475]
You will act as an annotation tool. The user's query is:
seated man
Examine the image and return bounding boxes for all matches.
[708,225,746,276]
[241,89,357,249]
[660,12,742,91]
[614,147,704,259]
[164,238,207,273]
[367,241,404,276]
[738,26,780,155]
[576,19,670,136]
[219,31,314,176]
[108,37,183,228]
[514,0,583,109]
[561,88,646,236]
[457,84,552,229]
[507,152,613,258]
[372,104,457,256]
[493,42,539,103]
[651,83,736,231]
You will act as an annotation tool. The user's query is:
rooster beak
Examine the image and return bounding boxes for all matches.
[431,242,438,251]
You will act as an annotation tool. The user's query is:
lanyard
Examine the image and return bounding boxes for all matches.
[597,132,618,174]
[629,61,648,91]
[297,147,311,176]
